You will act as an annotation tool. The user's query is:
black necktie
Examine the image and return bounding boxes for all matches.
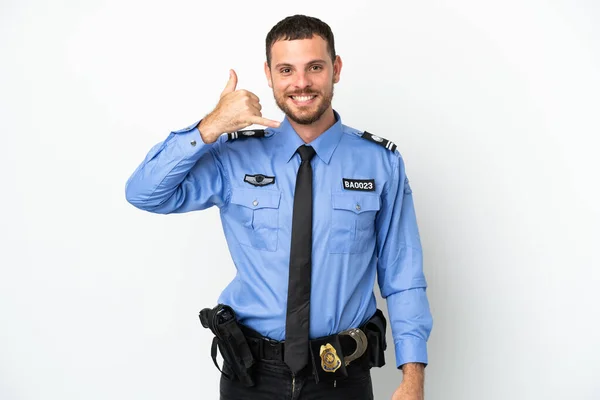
[285,145,316,373]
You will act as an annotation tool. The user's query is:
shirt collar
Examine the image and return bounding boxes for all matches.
[277,110,344,164]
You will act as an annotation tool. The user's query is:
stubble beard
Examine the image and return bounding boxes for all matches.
[274,82,335,125]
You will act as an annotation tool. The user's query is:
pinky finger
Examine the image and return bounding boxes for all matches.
[249,116,281,129]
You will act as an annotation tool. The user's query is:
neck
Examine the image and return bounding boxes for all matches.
[288,108,336,143]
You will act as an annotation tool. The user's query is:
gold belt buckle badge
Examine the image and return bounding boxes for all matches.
[319,343,342,372]
[338,328,368,366]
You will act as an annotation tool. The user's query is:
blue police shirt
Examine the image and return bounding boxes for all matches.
[125,110,433,368]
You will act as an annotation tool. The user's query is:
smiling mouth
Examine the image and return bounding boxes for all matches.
[289,94,317,104]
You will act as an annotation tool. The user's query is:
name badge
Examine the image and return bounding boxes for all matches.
[342,178,375,192]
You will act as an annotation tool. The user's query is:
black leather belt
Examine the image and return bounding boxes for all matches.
[200,305,386,386]
[240,324,367,365]
[234,310,387,383]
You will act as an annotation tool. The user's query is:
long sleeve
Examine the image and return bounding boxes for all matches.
[375,154,433,368]
[125,121,230,214]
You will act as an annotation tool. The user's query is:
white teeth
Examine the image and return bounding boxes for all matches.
[292,95,315,102]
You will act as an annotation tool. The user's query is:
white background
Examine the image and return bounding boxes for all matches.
[1,0,599,399]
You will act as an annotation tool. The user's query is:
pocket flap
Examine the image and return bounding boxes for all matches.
[332,193,380,214]
[230,188,282,210]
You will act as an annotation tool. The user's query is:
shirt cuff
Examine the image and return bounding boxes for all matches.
[170,119,212,158]
[172,120,202,135]
[394,337,429,368]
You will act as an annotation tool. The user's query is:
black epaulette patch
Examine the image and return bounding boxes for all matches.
[227,129,266,141]
[361,131,397,152]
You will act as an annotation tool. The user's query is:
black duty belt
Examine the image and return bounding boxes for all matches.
[239,309,387,383]
[200,304,387,386]
[241,325,367,365]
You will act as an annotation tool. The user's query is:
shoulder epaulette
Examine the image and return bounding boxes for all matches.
[361,131,397,152]
[227,129,266,141]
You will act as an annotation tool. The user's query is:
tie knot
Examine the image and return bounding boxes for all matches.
[297,145,316,162]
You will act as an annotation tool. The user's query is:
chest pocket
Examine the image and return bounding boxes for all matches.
[329,192,381,254]
[229,188,282,252]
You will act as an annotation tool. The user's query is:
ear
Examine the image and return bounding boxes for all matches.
[264,61,273,88]
[333,55,342,84]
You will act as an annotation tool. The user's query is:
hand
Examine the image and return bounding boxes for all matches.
[392,363,425,400]
[391,380,423,400]
[198,69,281,143]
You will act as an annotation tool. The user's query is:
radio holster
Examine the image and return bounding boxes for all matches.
[199,304,256,387]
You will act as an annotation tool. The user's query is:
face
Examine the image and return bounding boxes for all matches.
[265,35,342,125]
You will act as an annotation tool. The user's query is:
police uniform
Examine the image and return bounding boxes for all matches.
[125,110,433,399]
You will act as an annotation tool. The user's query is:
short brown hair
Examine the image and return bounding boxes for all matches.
[265,15,336,67]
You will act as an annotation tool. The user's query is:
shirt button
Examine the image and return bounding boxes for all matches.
[355,204,361,211]
[253,200,259,207]
[190,140,197,146]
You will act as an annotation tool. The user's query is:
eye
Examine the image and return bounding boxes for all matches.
[280,68,291,74]
[310,65,323,71]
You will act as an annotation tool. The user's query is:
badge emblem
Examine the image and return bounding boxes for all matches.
[370,135,383,142]
[244,174,275,187]
[320,343,342,372]
[242,130,255,136]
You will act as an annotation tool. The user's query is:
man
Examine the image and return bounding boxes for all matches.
[126,14,432,400]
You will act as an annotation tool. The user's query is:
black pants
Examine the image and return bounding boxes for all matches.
[220,359,374,400]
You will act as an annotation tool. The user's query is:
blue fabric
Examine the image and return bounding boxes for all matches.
[125,110,433,367]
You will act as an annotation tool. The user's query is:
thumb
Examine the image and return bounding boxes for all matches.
[220,69,238,97]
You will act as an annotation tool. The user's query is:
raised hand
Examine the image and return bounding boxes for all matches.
[198,69,280,143]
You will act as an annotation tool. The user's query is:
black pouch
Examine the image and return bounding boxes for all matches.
[199,304,256,387]
[309,334,348,384]
[363,309,387,368]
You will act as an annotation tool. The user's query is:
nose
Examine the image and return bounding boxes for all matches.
[293,71,311,90]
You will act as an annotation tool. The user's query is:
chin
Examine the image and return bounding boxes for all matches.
[289,102,322,121]
[288,111,324,125]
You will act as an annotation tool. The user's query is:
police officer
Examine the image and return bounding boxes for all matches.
[126,14,432,400]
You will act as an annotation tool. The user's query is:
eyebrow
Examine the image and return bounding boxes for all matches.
[274,59,328,69]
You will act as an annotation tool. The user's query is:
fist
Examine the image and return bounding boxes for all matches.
[198,69,280,143]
